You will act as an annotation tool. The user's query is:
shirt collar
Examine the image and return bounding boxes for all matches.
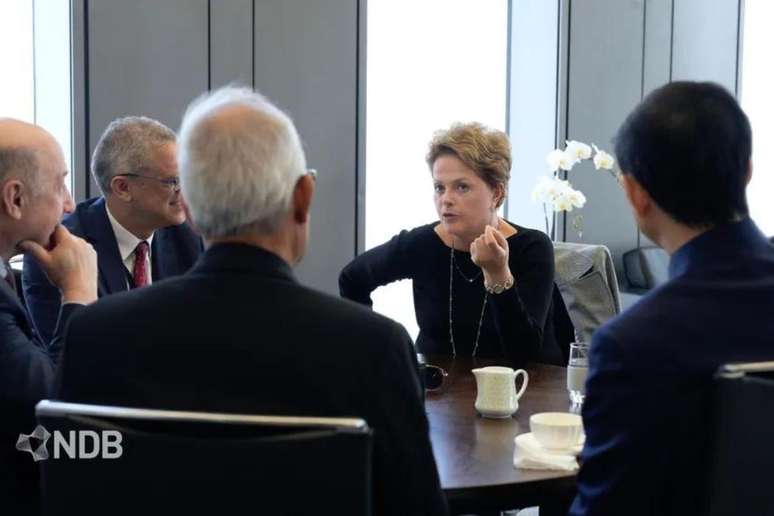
[191,243,296,283]
[668,217,769,279]
[105,203,154,262]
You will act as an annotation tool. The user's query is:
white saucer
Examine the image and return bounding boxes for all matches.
[514,432,584,456]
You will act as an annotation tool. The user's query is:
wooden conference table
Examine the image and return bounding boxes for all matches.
[425,356,578,515]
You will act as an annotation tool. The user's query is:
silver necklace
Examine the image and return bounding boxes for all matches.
[448,241,488,357]
[452,250,483,283]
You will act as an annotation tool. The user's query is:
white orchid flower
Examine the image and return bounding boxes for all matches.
[546,149,565,172]
[531,176,551,203]
[568,189,587,209]
[554,194,574,212]
[566,140,592,161]
[559,151,578,171]
[548,177,571,201]
[547,149,576,172]
[592,143,615,170]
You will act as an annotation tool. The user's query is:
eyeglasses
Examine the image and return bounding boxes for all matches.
[424,365,448,391]
[118,173,180,191]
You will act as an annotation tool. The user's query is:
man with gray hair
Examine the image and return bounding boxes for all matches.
[22,116,202,342]
[0,118,97,516]
[55,87,447,515]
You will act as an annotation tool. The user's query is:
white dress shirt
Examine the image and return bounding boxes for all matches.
[105,204,154,287]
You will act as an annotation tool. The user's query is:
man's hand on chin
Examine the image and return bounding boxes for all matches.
[18,225,99,305]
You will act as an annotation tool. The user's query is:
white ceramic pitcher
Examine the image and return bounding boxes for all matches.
[472,366,529,418]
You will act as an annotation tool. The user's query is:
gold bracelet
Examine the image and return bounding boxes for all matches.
[485,275,514,294]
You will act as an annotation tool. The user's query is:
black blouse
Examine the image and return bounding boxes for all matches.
[339,222,560,367]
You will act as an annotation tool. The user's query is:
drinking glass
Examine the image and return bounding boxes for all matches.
[567,342,590,405]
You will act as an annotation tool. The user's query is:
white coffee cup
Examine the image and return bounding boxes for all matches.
[529,412,584,450]
[472,366,529,418]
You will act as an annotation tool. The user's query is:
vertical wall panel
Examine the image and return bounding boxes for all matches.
[554,0,571,240]
[71,0,88,202]
[639,0,674,247]
[643,0,673,96]
[210,0,253,88]
[672,0,740,94]
[564,0,644,272]
[87,0,209,195]
[254,0,358,294]
[355,0,367,254]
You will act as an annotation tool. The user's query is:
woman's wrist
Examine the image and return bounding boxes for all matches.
[483,266,512,287]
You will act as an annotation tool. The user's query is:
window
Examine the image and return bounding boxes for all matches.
[0,0,73,192]
[741,2,774,236]
[0,1,35,122]
[366,0,508,338]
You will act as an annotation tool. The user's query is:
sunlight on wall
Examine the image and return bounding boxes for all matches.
[742,1,774,236]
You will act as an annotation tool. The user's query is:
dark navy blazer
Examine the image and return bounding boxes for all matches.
[55,243,447,516]
[22,196,203,343]
[570,218,774,516]
[0,273,81,516]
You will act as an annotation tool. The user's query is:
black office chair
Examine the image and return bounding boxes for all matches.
[703,362,774,516]
[622,246,669,295]
[36,400,373,516]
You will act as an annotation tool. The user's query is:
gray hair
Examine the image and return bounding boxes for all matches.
[177,86,307,239]
[91,116,176,195]
[0,147,41,193]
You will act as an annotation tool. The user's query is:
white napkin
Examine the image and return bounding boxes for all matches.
[513,433,580,472]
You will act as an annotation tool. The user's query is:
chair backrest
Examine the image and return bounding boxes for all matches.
[553,242,621,345]
[35,400,373,516]
[622,246,669,292]
[703,362,774,516]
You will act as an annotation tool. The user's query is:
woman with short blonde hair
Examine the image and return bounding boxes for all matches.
[340,122,562,366]
[426,121,511,206]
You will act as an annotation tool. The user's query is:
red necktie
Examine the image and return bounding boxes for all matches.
[132,241,150,289]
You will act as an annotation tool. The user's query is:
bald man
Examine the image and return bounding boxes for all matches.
[0,118,97,516]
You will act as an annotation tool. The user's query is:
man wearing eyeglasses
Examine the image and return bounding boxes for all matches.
[22,116,203,343]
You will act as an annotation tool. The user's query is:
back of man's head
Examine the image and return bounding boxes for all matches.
[0,147,39,193]
[0,119,53,195]
[615,81,752,228]
[177,86,307,240]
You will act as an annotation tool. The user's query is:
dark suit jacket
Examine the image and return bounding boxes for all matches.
[56,243,447,516]
[0,276,82,516]
[22,196,203,343]
[570,218,774,516]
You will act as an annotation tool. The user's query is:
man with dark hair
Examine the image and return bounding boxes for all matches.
[22,116,202,342]
[570,81,774,515]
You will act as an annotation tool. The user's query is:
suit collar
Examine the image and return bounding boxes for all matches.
[191,243,296,283]
[0,274,34,338]
[0,272,25,314]
[80,197,129,293]
[669,217,769,279]
[104,202,154,264]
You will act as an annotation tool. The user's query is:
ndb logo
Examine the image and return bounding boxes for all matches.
[16,425,123,462]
